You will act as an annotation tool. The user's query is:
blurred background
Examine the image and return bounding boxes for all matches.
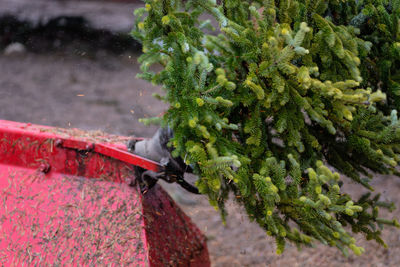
[1,0,400,266]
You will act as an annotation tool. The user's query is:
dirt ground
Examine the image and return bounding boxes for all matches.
[0,0,141,33]
[1,51,400,266]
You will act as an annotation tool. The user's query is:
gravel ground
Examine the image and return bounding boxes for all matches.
[1,51,400,266]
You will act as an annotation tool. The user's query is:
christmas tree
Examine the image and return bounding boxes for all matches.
[132,0,400,255]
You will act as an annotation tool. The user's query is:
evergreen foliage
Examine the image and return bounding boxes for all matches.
[132,0,400,255]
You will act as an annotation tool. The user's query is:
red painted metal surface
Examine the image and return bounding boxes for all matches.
[94,143,161,173]
[0,120,210,266]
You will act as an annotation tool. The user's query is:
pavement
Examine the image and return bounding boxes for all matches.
[0,0,142,33]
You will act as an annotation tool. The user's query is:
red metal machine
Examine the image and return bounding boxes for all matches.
[0,120,210,266]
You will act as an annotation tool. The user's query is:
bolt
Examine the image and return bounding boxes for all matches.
[39,163,51,174]
[86,143,95,151]
[55,139,63,147]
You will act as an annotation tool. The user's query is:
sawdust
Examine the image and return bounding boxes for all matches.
[39,126,132,144]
